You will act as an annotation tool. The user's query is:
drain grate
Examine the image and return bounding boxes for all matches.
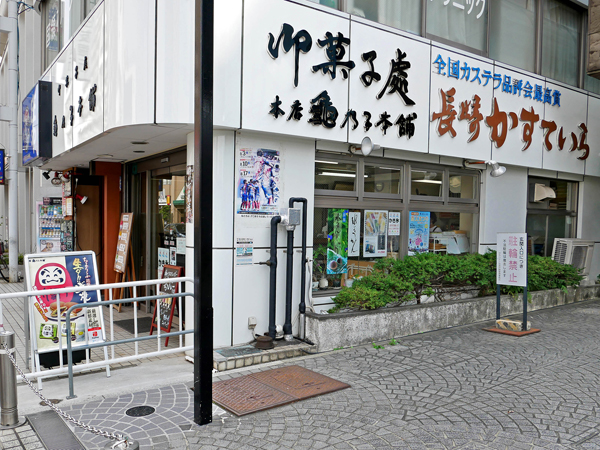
[213,365,350,416]
[215,345,263,358]
[126,406,155,417]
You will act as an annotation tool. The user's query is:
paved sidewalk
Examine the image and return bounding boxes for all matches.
[10,298,600,449]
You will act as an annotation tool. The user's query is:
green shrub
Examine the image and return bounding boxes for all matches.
[329,251,582,312]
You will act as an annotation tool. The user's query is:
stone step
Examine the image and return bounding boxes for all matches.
[496,319,531,332]
[213,339,313,372]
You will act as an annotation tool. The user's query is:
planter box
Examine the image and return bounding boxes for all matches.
[305,285,600,352]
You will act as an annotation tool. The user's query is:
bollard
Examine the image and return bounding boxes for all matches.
[0,330,19,427]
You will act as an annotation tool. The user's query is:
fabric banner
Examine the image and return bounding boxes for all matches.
[327,209,348,274]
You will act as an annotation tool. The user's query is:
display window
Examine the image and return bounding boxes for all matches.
[313,153,479,295]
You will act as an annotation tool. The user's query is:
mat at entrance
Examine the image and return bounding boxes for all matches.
[213,365,350,416]
[27,410,85,450]
[113,316,153,334]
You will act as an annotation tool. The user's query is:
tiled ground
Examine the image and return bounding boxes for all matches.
[52,297,600,450]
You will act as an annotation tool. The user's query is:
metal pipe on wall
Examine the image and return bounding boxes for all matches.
[7,0,18,282]
[288,198,308,315]
[268,216,281,339]
[284,226,294,339]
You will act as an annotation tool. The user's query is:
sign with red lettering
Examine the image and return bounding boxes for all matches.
[497,233,527,287]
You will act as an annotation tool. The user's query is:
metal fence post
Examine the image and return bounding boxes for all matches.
[0,330,19,427]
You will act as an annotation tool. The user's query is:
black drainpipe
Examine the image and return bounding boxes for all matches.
[288,198,308,316]
[268,216,282,339]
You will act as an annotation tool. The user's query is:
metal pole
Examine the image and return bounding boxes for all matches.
[194,0,214,426]
[7,0,19,282]
[0,330,19,426]
[523,281,528,331]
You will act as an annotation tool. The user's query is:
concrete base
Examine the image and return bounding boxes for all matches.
[306,285,600,352]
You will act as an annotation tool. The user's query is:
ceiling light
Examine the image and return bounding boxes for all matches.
[315,160,339,165]
[130,141,148,145]
[319,172,368,178]
[133,150,146,154]
[412,179,442,184]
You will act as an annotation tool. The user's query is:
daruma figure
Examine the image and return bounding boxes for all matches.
[34,263,74,308]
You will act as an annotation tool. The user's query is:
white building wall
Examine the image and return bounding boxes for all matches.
[580,176,600,280]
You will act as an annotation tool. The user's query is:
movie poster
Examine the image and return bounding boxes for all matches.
[237,148,280,216]
[326,209,348,274]
[25,252,105,353]
[408,211,430,255]
[363,210,388,257]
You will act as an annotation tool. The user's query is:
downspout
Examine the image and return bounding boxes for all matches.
[288,198,307,337]
[283,221,294,340]
[268,216,281,339]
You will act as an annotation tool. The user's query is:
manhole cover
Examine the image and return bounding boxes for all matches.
[213,365,350,416]
[126,406,155,417]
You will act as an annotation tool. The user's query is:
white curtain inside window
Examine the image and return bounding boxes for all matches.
[542,0,580,86]
[489,0,536,73]
[426,0,487,53]
[347,0,421,36]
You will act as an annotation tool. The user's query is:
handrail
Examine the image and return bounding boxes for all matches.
[0,276,193,300]
[64,294,195,398]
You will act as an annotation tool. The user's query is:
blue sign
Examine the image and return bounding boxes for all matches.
[0,148,4,185]
[22,84,38,165]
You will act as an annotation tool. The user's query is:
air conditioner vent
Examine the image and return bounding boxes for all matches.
[571,246,588,270]
[553,241,568,264]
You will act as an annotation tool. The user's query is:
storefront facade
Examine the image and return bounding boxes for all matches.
[9,0,600,348]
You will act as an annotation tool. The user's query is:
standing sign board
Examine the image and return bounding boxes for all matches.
[497,233,527,287]
[24,252,106,372]
[114,213,133,273]
[496,233,529,330]
[150,265,183,346]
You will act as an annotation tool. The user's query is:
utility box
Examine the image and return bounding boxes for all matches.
[279,208,301,227]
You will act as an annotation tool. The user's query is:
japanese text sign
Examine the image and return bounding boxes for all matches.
[497,233,527,287]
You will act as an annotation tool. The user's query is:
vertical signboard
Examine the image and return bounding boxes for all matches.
[0,148,4,185]
[114,213,133,273]
[22,81,52,166]
[326,209,348,274]
[347,212,361,257]
[496,233,527,287]
[24,251,106,354]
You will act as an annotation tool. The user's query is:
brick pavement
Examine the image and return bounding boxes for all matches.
[14,298,600,449]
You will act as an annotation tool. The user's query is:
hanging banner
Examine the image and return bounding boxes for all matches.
[348,212,361,257]
[497,233,527,287]
[408,211,430,255]
[237,148,280,216]
[185,165,193,224]
[24,252,105,353]
[388,212,401,236]
[363,210,388,257]
[0,148,4,185]
[326,209,348,274]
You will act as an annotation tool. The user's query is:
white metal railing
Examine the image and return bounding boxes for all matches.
[0,276,194,393]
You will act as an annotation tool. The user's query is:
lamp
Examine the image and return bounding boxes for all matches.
[50,172,62,186]
[75,194,88,204]
[42,171,51,180]
[463,160,506,177]
[349,136,381,157]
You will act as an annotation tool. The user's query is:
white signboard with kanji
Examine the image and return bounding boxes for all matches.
[496,233,527,287]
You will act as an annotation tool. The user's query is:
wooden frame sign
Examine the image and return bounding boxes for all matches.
[150,265,183,346]
[114,213,133,273]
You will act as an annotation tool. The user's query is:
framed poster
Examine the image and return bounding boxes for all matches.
[24,251,106,354]
[363,210,388,257]
[114,213,133,273]
[150,265,184,346]
[408,211,430,255]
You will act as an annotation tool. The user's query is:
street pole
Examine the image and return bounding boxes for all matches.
[7,0,18,282]
[193,0,214,426]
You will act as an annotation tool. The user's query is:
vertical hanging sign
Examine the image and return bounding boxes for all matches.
[326,209,348,274]
[0,148,4,185]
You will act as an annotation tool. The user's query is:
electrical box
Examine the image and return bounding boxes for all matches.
[279,208,301,226]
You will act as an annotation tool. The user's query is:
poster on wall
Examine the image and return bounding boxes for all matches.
[236,148,280,216]
[169,247,177,265]
[326,209,348,274]
[408,211,430,255]
[363,210,388,257]
[157,247,169,278]
[24,252,105,353]
[38,238,61,253]
[388,212,401,236]
[348,212,361,257]
[185,165,193,224]
[236,238,254,265]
